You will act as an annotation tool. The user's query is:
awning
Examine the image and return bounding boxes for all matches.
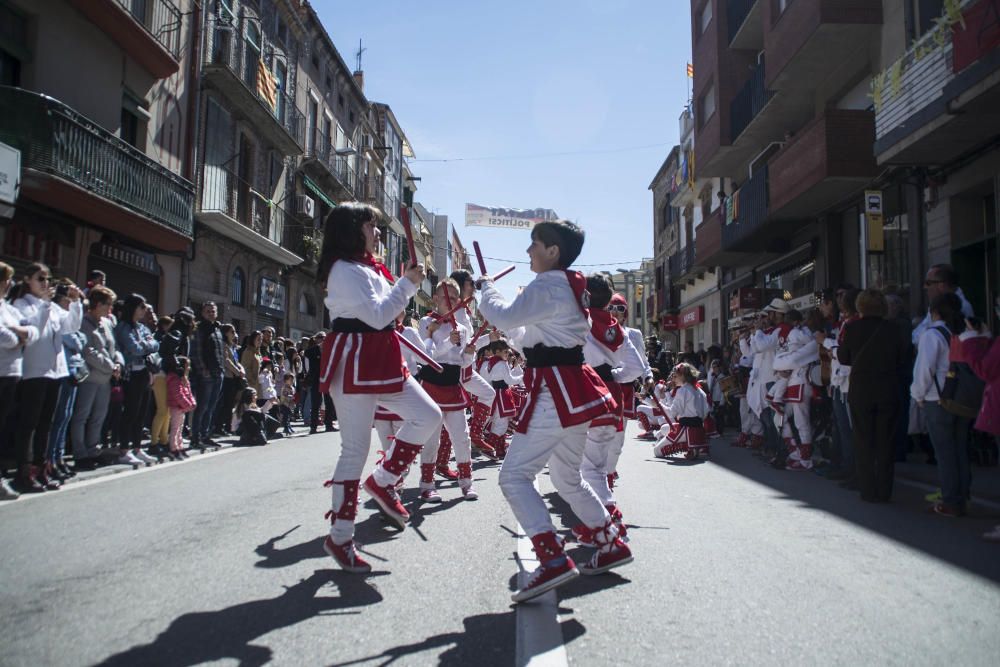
[302,176,336,209]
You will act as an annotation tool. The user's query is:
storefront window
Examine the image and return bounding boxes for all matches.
[867,212,910,291]
[763,259,815,298]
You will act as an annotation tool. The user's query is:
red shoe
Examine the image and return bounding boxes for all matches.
[606,504,628,542]
[579,538,633,575]
[323,536,372,574]
[435,465,459,481]
[571,524,596,547]
[512,558,579,603]
[932,502,963,518]
[419,486,443,503]
[363,475,410,528]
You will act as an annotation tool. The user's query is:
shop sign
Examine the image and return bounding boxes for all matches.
[0,141,20,205]
[257,276,286,316]
[661,314,679,331]
[729,287,763,312]
[92,242,159,274]
[679,305,704,329]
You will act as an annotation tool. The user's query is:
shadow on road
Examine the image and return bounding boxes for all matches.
[327,610,519,666]
[706,438,1000,583]
[95,570,385,667]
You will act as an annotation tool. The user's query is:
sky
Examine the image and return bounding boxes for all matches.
[317,0,693,295]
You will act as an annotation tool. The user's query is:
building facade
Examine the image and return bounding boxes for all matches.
[0,0,197,313]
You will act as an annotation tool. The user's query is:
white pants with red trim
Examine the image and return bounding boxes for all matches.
[373,419,401,452]
[463,370,496,404]
[581,424,617,505]
[637,404,665,429]
[498,386,609,537]
[420,410,473,465]
[489,413,510,437]
[739,396,763,436]
[783,383,812,444]
[605,428,627,476]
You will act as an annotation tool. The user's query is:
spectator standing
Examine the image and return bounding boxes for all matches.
[304,331,337,433]
[885,293,914,462]
[47,282,88,480]
[240,330,263,395]
[11,263,83,493]
[70,286,120,470]
[912,264,975,345]
[0,262,41,499]
[837,289,909,503]
[911,293,972,517]
[217,324,246,434]
[190,302,225,448]
[818,287,860,484]
[113,293,159,466]
[151,308,195,457]
[165,355,196,459]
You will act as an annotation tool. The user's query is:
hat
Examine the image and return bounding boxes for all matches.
[174,306,195,320]
[763,298,789,313]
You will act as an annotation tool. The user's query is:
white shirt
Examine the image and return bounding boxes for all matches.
[487,357,524,386]
[419,315,473,367]
[583,333,646,384]
[478,270,589,351]
[666,383,711,420]
[912,287,975,345]
[398,325,428,371]
[324,260,417,330]
[0,300,41,377]
[14,294,83,380]
[259,370,277,400]
[910,321,951,402]
[625,327,652,380]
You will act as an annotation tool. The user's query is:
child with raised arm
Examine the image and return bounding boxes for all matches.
[477,220,632,603]
[316,203,441,574]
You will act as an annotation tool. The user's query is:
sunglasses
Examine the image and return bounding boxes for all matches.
[608,305,627,313]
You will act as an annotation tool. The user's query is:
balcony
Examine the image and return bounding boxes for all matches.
[722,164,770,251]
[668,243,696,282]
[763,0,882,93]
[730,57,773,143]
[363,177,390,216]
[68,0,182,78]
[301,129,358,203]
[203,36,304,155]
[0,86,194,251]
[874,0,1000,165]
[728,0,762,50]
[769,109,877,219]
[197,165,303,265]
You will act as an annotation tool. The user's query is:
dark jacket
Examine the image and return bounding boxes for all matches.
[305,345,322,385]
[837,316,909,405]
[194,319,225,377]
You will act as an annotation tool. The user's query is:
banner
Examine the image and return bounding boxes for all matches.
[465,203,559,230]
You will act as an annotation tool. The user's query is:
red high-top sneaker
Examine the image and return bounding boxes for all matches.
[419,463,442,503]
[579,520,633,575]
[435,430,459,480]
[323,536,372,574]
[512,532,579,603]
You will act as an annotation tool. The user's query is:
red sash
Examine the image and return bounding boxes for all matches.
[319,330,409,395]
[515,364,615,433]
[591,379,625,431]
[420,381,471,411]
[784,383,805,403]
[621,383,637,418]
[665,422,707,446]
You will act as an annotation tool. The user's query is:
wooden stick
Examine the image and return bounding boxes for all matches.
[473,241,488,275]
[395,331,443,372]
[491,264,516,281]
[430,296,472,322]
[401,208,417,268]
[469,321,491,346]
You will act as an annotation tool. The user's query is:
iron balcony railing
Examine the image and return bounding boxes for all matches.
[0,85,194,236]
[206,30,305,149]
[730,57,772,142]
[668,243,695,281]
[200,164,287,247]
[114,0,183,58]
[305,129,358,194]
[727,0,758,44]
[722,164,769,249]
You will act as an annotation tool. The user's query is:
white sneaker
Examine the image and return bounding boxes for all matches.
[132,449,156,465]
[461,484,478,501]
[116,452,138,466]
[0,478,20,500]
[419,487,442,503]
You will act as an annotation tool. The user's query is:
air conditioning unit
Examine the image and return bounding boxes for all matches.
[296,195,315,217]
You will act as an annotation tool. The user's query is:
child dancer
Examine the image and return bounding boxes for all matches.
[415,279,478,502]
[636,377,670,438]
[577,274,646,547]
[317,203,441,573]
[771,309,818,470]
[483,340,524,460]
[653,363,711,459]
[450,270,497,456]
[165,356,196,460]
[478,220,631,603]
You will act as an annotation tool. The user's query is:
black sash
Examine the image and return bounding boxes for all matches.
[491,380,508,390]
[593,363,615,383]
[417,363,461,386]
[330,318,394,333]
[678,417,703,428]
[524,344,584,368]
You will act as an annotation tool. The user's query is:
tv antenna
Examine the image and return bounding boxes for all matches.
[355,39,366,72]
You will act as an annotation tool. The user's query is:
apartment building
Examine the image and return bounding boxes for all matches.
[0,0,196,312]
[649,146,681,346]
[872,0,999,322]
[689,0,882,329]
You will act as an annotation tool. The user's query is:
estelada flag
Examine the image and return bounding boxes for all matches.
[686,63,694,78]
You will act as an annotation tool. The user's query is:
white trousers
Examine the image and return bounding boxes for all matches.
[463,370,496,404]
[739,396,763,436]
[581,424,617,506]
[420,409,473,465]
[605,428,627,476]
[489,412,510,437]
[783,383,813,444]
[498,386,609,537]
[637,404,665,428]
[328,371,441,544]
[373,419,401,452]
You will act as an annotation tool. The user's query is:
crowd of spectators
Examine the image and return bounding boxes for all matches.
[0,262,337,500]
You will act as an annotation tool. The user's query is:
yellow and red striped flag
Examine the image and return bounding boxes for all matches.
[686,63,694,78]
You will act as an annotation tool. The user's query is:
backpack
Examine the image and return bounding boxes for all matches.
[931,328,985,419]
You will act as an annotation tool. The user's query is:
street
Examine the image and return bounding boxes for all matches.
[2,422,999,666]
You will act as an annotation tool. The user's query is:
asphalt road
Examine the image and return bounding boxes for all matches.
[1,422,998,666]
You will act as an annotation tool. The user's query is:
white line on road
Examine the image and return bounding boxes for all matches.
[514,481,569,667]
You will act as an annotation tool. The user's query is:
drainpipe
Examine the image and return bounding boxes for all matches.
[182,0,206,305]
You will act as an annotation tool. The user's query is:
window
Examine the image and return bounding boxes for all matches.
[698,84,716,127]
[121,91,147,149]
[243,21,261,88]
[699,1,713,34]
[908,0,944,42]
[232,267,246,306]
[298,292,316,316]
[338,93,344,108]
[307,95,319,154]
[274,60,287,124]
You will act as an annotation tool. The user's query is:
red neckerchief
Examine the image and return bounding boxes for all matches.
[487,356,505,371]
[563,270,590,317]
[589,308,624,352]
[395,322,405,333]
[361,253,395,283]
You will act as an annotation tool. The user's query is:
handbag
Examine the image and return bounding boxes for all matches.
[145,352,163,374]
[931,328,984,419]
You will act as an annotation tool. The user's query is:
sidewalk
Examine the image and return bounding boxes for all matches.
[894,458,1000,504]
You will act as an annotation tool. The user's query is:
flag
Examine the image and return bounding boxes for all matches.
[686,63,694,78]
[257,59,277,111]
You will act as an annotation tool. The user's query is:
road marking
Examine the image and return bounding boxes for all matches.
[514,480,569,667]
[896,477,1000,511]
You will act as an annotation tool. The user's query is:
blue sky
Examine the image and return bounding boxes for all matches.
[318,0,692,293]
